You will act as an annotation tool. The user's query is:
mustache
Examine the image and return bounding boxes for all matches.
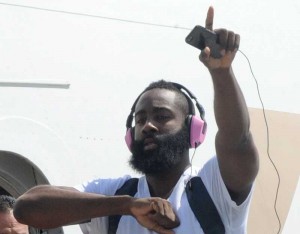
[137,133,172,144]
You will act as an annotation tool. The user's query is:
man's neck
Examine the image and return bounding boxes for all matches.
[145,158,190,199]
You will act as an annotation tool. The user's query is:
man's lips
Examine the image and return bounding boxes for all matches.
[143,137,157,150]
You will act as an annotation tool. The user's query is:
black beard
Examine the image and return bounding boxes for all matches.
[129,126,190,175]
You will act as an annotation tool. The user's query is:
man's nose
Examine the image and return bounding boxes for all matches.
[142,120,158,134]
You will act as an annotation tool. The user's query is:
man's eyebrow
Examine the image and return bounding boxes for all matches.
[134,110,145,117]
[152,107,173,113]
[134,107,173,117]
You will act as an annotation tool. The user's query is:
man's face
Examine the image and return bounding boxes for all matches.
[129,89,190,174]
[0,210,29,234]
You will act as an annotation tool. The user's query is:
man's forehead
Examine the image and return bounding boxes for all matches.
[0,211,11,225]
[135,89,178,111]
[0,211,28,233]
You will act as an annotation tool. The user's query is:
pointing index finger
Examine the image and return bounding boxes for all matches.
[205,6,214,31]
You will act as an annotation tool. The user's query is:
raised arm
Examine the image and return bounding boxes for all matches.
[200,6,259,204]
[13,185,179,234]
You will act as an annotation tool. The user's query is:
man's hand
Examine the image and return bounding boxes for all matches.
[199,6,240,70]
[129,197,180,234]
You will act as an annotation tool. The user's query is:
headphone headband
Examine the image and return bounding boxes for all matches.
[171,82,206,121]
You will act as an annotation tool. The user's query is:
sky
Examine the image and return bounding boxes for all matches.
[0,0,299,233]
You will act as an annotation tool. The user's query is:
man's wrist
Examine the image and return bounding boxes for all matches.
[208,66,232,77]
[114,195,136,216]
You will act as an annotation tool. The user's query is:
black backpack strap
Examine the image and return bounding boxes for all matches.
[108,178,139,234]
[108,177,224,234]
[185,176,225,234]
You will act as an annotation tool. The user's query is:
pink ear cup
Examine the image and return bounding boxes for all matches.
[125,128,133,151]
[190,116,207,148]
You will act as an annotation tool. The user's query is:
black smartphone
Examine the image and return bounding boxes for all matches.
[185,25,222,58]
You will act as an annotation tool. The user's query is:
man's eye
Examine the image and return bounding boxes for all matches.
[135,117,146,124]
[156,115,170,121]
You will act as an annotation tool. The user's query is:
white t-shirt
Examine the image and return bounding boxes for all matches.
[75,156,253,234]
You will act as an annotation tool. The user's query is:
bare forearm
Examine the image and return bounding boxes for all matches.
[14,185,132,229]
[14,185,180,234]
[210,67,250,145]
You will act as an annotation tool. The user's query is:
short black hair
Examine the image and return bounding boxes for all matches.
[0,195,16,212]
[141,79,191,115]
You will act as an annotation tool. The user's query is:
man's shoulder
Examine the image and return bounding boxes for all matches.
[189,155,219,177]
[75,174,133,195]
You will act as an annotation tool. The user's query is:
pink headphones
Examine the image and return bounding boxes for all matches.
[125,82,207,151]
